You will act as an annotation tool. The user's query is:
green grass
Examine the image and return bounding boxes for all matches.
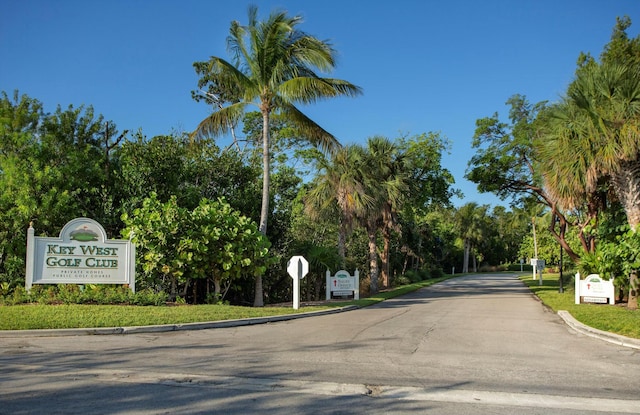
[0,303,331,330]
[0,276,456,330]
[519,273,640,339]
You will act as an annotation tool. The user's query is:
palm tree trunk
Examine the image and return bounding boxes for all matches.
[463,239,470,273]
[610,160,640,309]
[367,224,379,295]
[611,160,640,232]
[381,226,391,289]
[254,109,271,307]
[338,219,347,268]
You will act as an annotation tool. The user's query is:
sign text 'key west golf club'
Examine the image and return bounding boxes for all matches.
[26,217,136,292]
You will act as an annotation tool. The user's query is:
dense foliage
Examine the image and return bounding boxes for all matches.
[466,16,640,306]
[0,8,592,305]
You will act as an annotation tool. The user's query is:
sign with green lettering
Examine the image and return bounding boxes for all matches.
[26,218,136,292]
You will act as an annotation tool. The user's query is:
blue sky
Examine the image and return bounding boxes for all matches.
[2,0,638,208]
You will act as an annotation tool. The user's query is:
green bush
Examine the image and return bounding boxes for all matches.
[430,267,443,279]
[132,289,168,306]
[392,274,411,286]
[507,263,533,272]
[0,284,168,306]
[405,270,421,283]
[418,269,431,280]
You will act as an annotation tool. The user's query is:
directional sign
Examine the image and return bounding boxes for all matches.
[287,255,309,279]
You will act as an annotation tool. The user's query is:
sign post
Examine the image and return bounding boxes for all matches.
[530,258,545,286]
[287,255,309,310]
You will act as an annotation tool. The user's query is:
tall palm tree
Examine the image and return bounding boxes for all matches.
[540,61,640,308]
[305,145,371,267]
[364,136,408,289]
[454,203,488,273]
[568,62,640,232]
[193,6,362,306]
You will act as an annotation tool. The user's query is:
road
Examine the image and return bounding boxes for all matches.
[1,274,639,414]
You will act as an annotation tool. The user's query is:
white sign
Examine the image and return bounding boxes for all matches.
[530,259,545,269]
[26,218,136,292]
[326,269,360,300]
[575,273,615,305]
[287,255,309,279]
[287,255,309,310]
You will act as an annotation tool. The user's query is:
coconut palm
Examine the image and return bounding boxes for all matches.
[193,6,362,306]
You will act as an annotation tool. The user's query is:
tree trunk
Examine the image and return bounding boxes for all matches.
[338,219,347,268]
[380,226,391,289]
[213,277,221,297]
[628,273,638,310]
[367,225,379,295]
[462,239,470,273]
[610,160,640,309]
[611,160,640,233]
[169,275,176,302]
[254,109,271,307]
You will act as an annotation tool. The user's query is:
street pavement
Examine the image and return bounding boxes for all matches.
[1,273,639,414]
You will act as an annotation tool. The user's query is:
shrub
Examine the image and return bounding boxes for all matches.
[132,289,168,306]
[405,270,421,283]
[430,267,443,279]
[0,284,169,306]
[418,269,431,280]
[392,275,411,287]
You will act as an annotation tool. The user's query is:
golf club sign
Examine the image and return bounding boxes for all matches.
[25,218,136,292]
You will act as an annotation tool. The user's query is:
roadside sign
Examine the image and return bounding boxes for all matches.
[287,255,309,279]
[288,255,309,310]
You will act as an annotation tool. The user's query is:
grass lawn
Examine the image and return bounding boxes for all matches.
[0,276,455,330]
[519,272,640,339]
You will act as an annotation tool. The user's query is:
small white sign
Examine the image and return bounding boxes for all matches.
[287,255,309,310]
[287,255,309,279]
[326,269,360,300]
[575,273,615,305]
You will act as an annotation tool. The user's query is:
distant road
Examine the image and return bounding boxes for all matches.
[2,274,639,414]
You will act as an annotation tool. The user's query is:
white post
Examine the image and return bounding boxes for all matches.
[293,274,300,310]
[532,262,537,280]
[538,267,543,286]
[326,269,331,301]
[354,269,360,300]
[25,223,35,292]
[575,272,581,304]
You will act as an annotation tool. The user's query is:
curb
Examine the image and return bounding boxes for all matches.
[0,305,359,338]
[557,310,640,350]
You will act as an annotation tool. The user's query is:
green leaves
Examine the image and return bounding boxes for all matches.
[122,194,276,300]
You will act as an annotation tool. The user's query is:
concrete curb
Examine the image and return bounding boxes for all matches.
[557,310,640,350]
[0,305,359,338]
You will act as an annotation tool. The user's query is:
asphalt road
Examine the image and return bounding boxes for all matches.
[1,273,639,414]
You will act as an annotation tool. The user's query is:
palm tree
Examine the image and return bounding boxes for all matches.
[454,203,488,273]
[193,6,362,306]
[568,62,640,231]
[540,61,640,308]
[364,136,408,289]
[305,145,371,267]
